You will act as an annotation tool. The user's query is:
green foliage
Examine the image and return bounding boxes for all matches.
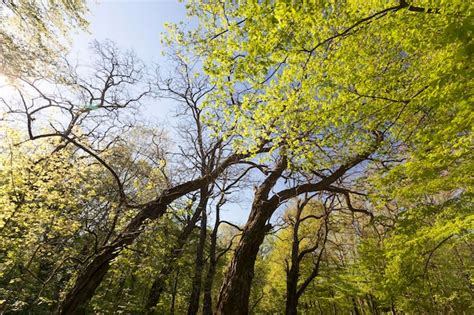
[170,3,473,312]
[0,0,88,79]
[89,215,197,314]
[176,0,472,172]
[381,194,473,313]
[0,1,472,314]
[0,129,103,312]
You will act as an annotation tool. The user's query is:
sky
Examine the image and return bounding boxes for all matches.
[70,0,189,121]
[70,0,256,224]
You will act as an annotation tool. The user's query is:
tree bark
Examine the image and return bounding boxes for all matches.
[216,157,287,315]
[170,269,180,315]
[57,151,248,315]
[215,203,274,315]
[144,196,204,314]
[187,188,209,315]
[285,270,299,315]
[202,255,217,315]
[285,203,302,315]
[216,146,375,314]
[202,196,223,315]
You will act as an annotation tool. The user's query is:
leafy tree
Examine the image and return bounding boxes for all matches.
[0,0,88,78]
[0,1,471,314]
[168,1,472,312]
[0,128,103,312]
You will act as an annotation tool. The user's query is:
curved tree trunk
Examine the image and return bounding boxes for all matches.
[56,152,247,314]
[58,203,167,314]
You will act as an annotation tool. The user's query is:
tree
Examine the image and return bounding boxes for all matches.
[282,196,329,315]
[0,0,88,78]
[2,38,269,313]
[365,193,474,313]
[214,140,380,314]
[0,1,471,314]
[0,128,103,312]
[143,52,225,314]
[169,1,472,312]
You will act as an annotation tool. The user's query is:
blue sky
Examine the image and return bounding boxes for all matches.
[72,1,187,63]
[71,1,255,224]
[70,0,189,121]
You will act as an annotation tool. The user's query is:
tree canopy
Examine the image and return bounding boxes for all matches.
[0,1,472,314]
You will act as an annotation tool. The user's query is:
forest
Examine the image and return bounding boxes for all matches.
[0,0,472,314]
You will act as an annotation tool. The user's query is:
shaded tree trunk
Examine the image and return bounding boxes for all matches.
[215,203,274,315]
[170,269,180,315]
[202,195,224,315]
[202,259,217,315]
[216,157,287,315]
[57,152,248,315]
[187,188,209,315]
[285,199,304,315]
[352,297,361,315]
[285,196,328,315]
[144,197,205,314]
[285,270,299,315]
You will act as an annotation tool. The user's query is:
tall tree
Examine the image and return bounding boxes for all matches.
[283,196,329,315]
[165,1,472,313]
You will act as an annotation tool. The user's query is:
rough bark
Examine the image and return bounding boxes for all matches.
[216,158,287,315]
[215,203,274,315]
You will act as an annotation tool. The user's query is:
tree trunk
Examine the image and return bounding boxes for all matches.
[216,157,288,315]
[352,297,361,315]
[56,142,249,314]
[285,272,299,315]
[215,151,371,315]
[215,203,273,315]
[390,302,397,315]
[187,188,209,315]
[170,269,180,315]
[58,203,167,314]
[202,198,222,315]
[202,258,217,315]
[285,203,302,315]
[144,200,204,314]
[285,254,299,315]
[145,275,167,315]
